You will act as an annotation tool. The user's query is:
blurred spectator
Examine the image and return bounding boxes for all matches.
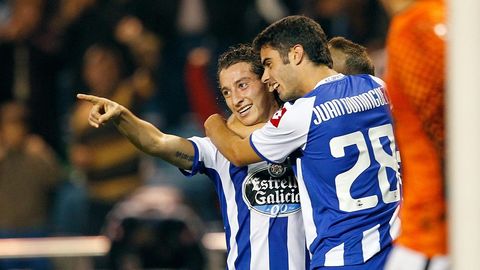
[47,0,123,120]
[0,0,65,155]
[379,0,449,269]
[105,186,206,270]
[68,43,152,236]
[307,0,351,38]
[115,16,160,72]
[303,0,388,49]
[0,101,62,270]
[0,0,43,42]
[184,47,223,125]
[113,14,161,123]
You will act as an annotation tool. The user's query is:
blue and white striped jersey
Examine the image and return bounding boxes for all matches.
[181,136,309,270]
[250,74,402,268]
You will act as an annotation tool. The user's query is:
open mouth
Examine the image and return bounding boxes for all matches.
[238,105,252,116]
[269,82,280,92]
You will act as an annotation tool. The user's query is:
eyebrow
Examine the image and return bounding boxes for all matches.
[233,76,251,85]
[220,76,253,91]
[261,58,270,66]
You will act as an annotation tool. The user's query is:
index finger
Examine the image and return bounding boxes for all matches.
[77,93,102,104]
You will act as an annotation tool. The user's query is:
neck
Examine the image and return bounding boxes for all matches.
[267,98,280,117]
[299,65,338,95]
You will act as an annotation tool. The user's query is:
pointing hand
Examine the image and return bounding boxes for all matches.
[77,94,124,128]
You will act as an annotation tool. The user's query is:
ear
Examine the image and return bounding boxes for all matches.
[290,45,305,65]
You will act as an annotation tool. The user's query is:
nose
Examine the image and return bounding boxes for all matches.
[231,89,244,107]
[261,70,270,84]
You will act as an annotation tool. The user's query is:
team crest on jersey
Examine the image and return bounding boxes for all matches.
[267,163,287,177]
[270,107,287,127]
[242,163,301,217]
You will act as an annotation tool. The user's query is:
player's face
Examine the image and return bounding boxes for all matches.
[219,62,277,126]
[260,46,300,101]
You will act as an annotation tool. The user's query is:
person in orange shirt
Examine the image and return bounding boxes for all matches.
[379,0,449,269]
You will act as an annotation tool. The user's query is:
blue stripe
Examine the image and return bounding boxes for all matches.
[344,236,359,265]
[231,164,251,269]
[305,246,311,269]
[179,140,201,176]
[204,167,231,254]
[268,217,288,270]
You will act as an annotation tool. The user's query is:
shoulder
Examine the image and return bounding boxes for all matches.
[344,74,385,89]
[189,136,232,166]
[269,98,315,129]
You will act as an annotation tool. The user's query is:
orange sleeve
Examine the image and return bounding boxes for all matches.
[386,0,445,157]
[384,0,447,257]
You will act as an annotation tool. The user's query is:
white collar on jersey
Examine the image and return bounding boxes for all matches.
[314,73,345,88]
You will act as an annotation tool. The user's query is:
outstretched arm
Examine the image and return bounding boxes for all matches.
[77,94,195,170]
[204,114,262,167]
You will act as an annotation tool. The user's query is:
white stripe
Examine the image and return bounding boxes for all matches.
[218,168,239,270]
[369,75,386,88]
[389,205,401,240]
[362,224,381,262]
[249,212,269,270]
[296,158,317,258]
[384,245,428,270]
[429,255,451,270]
[325,243,344,266]
[288,212,306,270]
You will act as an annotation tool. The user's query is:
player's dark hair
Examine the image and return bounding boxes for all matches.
[217,44,283,106]
[328,36,375,75]
[252,15,333,68]
[217,44,264,85]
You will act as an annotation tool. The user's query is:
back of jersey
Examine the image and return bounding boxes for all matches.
[251,74,402,268]
[303,74,401,267]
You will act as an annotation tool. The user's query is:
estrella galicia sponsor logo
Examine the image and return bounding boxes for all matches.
[243,163,301,217]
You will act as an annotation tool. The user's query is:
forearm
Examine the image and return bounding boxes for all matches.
[205,114,261,166]
[226,114,265,138]
[114,108,195,170]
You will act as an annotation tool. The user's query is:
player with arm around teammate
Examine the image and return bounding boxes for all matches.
[204,16,402,269]
[78,44,309,270]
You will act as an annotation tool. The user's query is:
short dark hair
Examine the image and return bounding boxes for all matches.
[252,15,332,68]
[217,44,264,86]
[328,36,375,76]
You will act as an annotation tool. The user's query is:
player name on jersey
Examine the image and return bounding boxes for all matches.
[313,87,389,125]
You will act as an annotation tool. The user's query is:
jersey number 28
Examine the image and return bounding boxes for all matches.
[329,124,401,212]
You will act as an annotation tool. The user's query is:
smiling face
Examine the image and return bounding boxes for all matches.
[219,62,278,126]
[260,46,301,102]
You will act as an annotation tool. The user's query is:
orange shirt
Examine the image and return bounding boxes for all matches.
[384,0,447,256]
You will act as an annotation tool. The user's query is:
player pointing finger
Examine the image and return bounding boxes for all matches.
[77,93,123,128]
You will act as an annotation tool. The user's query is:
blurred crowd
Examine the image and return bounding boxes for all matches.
[0,0,392,269]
